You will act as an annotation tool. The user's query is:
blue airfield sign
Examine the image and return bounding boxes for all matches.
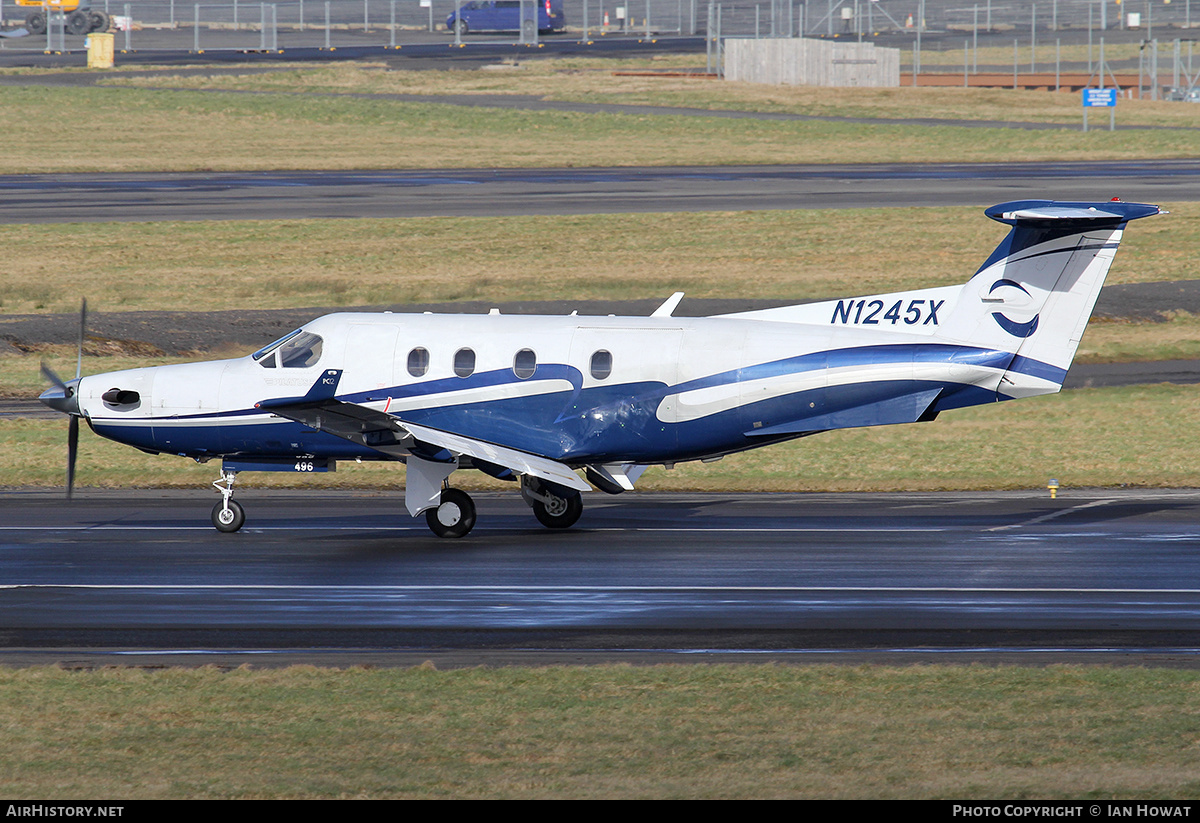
[1082,88,1117,131]
[1083,88,1118,107]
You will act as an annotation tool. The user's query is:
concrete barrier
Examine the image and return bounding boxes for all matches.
[724,38,900,87]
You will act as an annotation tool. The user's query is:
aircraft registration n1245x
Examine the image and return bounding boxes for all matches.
[40,199,1163,537]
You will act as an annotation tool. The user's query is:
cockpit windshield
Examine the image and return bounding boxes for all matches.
[253,329,323,369]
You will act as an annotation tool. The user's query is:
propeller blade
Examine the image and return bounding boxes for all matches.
[76,297,88,381]
[67,415,79,501]
[40,361,66,390]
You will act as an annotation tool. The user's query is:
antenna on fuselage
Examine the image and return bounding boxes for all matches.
[650,292,685,318]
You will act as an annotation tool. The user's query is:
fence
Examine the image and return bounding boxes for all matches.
[3,0,1198,97]
[7,0,1200,53]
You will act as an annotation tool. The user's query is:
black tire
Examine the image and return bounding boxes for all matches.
[26,12,47,35]
[211,500,246,533]
[89,11,111,32]
[425,489,476,538]
[533,490,583,529]
[66,10,91,36]
[451,19,468,35]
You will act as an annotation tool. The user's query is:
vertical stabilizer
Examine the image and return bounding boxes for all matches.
[939,199,1164,398]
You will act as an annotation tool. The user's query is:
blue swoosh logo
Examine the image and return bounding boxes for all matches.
[988,279,1040,338]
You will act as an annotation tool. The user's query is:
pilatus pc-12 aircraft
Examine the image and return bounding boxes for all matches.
[40,199,1163,537]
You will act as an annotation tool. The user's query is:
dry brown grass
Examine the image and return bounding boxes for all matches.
[99,57,1200,128]
[1,204,1194,317]
[5,59,1200,174]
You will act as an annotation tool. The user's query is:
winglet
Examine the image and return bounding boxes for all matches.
[651,292,685,318]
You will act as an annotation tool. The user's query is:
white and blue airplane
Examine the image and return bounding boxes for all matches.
[40,199,1163,537]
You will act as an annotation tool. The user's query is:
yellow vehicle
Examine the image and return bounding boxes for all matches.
[16,0,110,36]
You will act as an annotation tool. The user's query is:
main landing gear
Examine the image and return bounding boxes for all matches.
[419,478,583,539]
[425,488,477,538]
[521,476,584,530]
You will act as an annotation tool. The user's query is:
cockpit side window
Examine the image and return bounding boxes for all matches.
[279,332,323,368]
[254,329,323,369]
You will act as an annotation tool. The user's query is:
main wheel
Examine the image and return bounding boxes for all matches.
[66,10,91,36]
[89,11,111,32]
[26,12,47,35]
[425,488,476,538]
[211,500,246,533]
[451,19,468,35]
[532,490,583,529]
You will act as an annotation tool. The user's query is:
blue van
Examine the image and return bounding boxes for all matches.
[446,0,565,35]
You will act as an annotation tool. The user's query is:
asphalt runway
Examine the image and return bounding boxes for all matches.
[3,489,1200,667]
[4,161,1199,223]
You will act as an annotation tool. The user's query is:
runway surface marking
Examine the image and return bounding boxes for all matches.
[985,498,1119,532]
[4,584,1200,594]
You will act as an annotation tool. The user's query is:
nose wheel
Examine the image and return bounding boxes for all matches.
[212,500,246,533]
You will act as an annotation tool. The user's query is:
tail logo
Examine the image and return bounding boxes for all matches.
[988,279,1040,338]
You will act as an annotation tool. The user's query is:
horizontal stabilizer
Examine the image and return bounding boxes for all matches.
[746,387,941,437]
[987,200,1165,227]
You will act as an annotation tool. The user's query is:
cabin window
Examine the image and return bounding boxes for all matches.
[407,347,429,378]
[513,348,537,380]
[590,349,612,380]
[453,348,476,378]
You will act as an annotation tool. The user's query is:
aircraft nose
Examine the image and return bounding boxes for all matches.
[39,379,81,416]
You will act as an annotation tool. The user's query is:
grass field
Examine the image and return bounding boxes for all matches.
[5,57,1200,173]
[98,55,1200,128]
[0,203,1192,314]
[0,664,1197,799]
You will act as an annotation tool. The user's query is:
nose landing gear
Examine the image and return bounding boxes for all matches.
[211,469,245,533]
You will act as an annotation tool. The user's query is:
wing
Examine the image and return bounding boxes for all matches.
[255,374,590,495]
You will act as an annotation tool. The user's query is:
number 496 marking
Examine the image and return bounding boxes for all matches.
[831,298,943,326]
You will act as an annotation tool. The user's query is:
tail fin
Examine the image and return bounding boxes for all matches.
[715,199,1164,399]
[939,199,1165,397]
